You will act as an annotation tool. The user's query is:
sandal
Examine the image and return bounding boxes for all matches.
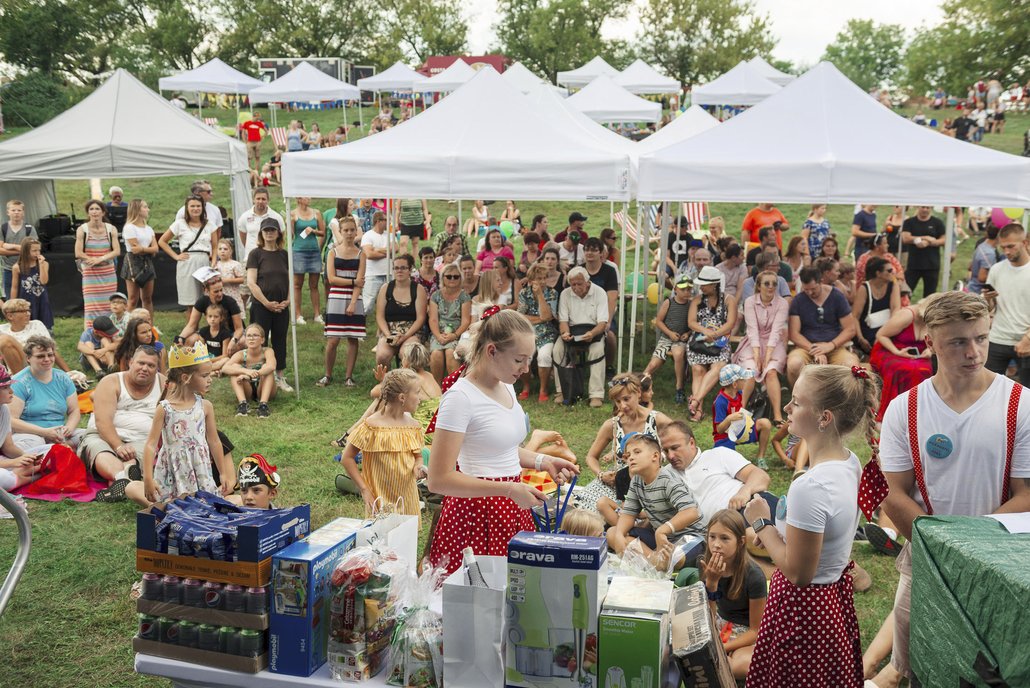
[330,432,350,448]
[316,376,332,387]
[94,478,129,503]
[688,396,704,422]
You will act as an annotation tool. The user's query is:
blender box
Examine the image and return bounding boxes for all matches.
[505,532,608,688]
[598,577,677,688]
[269,518,361,677]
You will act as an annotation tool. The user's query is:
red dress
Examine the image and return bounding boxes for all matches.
[869,315,933,421]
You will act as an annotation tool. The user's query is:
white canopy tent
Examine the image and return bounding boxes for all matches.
[356,61,426,92]
[502,62,549,94]
[635,105,719,155]
[747,56,795,86]
[565,76,662,123]
[613,59,680,94]
[522,79,569,98]
[0,69,251,240]
[158,57,263,95]
[416,59,479,93]
[690,61,781,106]
[248,61,363,129]
[556,56,620,89]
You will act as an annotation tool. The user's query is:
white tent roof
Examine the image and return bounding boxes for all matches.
[0,68,249,180]
[747,56,795,86]
[248,62,360,104]
[613,59,680,94]
[417,59,478,93]
[158,57,263,94]
[527,87,636,156]
[565,76,662,123]
[283,68,631,201]
[636,105,719,155]
[357,62,425,92]
[502,62,548,94]
[557,56,620,88]
[691,61,781,106]
[638,62,1030,205]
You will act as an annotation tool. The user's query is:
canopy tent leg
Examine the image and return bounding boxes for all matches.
[357,97,363,130]
[626,203,645,372]
[458,200,463,233]
[617,202,630,374]
[283,196,301,399]
[343,100,349,141]
[942,207,955,291]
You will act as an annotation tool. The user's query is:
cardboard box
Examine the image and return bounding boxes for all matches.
[268,518,361,677]
[505,532,608,688]
[136,550,272,587]
[136,503,311,562]
[133,636,267,674]
[137,598,268,631]
[599,578,675,688]
[670,584,735,688]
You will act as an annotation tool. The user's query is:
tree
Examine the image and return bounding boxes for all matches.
[903,23,981,96]
[0,71,69,126]
[821,19,905,92]
[636,0,774,87]
[493,0,628,83]
[377,0,469,65]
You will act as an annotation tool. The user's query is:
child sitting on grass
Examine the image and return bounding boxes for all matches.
[606,433,702,570]
[77,315,121,377]
[224,323,276,418]
[713,364,772,469]
[198,304,232,374]
[234,453,280,509]
[109,292,130,336]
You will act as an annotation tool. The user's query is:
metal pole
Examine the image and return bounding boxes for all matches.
[617,201,630,374]
[343,100,349,141]
[458,200,463,236]
[626,203,645,371]
[358,96,363,130]
[284,196,301,398]
[942,206,955,291]
[0,489,30,617]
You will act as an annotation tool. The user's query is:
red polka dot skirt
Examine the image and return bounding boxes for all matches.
[428,474,536,575]
[745,563,863,688]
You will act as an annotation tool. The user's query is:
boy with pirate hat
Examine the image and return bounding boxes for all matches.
[235,453,280,509]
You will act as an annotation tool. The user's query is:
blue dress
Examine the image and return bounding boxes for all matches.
[19,264,53,330]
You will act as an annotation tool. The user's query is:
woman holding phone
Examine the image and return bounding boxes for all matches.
[869,298,935,421]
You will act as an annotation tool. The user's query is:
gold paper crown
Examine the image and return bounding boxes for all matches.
[168,341,214,369]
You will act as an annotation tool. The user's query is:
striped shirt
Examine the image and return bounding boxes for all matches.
[622,465,702,538]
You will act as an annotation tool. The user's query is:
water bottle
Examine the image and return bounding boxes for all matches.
[463,547,489,588]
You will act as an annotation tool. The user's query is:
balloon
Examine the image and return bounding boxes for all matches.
[646,282,661,305]
[991,208,1012,229]
[499,220,515,238]
[627,272,646,295]
[1003,208,1024,220]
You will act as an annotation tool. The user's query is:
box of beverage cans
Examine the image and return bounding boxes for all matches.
[269,518,362,677]
[136,573,270,630]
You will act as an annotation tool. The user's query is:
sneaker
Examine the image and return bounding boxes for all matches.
[94,478,129,503]
[314,314,325,324]
[275,374,294,393]
[675,389,685,405]
[518,388,530,400]
[127,462,142,482]
[295,315,307,325]
[538,392,550,402]
[865,523,902,557]
[257,403,270,418]
[315,376,332,387]
[236,401,249,417]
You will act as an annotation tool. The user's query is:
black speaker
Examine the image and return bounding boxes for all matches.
[49,235,77,253]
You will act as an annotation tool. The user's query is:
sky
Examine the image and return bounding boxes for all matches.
[464,0,945,69]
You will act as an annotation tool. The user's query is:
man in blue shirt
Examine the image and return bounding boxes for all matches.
[786,267,859,385]
[850,205,877,261]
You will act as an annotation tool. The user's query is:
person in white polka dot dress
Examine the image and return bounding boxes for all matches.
[742,364,879,687]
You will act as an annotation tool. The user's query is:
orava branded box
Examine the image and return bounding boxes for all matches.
[268,518,362,677]
[599,577,677,688]
[505,532,608,688]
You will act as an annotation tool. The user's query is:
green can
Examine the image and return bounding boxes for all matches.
[219,626,240,655]
[158,617,179,645]
[238,629,263,657]
[197,623,220,652]
[178,620,199,649]
[137,613,159,642]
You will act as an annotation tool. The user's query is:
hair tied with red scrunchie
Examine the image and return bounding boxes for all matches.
[851,366,869,379]
[481,305,501,321]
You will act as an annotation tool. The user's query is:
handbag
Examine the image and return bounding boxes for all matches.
[126,253,156,285]
[747,383,770,420]
[688,332,723,357]
[20,444,89,496]
[863,282,891,330]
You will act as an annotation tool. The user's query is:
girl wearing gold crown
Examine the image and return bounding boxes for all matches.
[142,341,232,504]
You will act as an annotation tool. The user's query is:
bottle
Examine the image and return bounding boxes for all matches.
[463,547,489,588]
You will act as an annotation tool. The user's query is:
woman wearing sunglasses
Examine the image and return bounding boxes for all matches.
[428,263,471,382]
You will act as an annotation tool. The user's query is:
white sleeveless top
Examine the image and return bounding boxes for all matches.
[87,373,162,443]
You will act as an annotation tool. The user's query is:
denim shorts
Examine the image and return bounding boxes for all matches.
[292,250,322,274]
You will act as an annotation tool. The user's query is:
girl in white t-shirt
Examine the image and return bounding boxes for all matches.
[743,364,879,688]
[426,309,578,574]
[121,199,159,315]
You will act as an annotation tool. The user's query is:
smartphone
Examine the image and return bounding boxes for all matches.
[983,283,996,293]
[905,347,920,356]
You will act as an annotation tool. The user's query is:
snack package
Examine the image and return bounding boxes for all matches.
[387,564,446,688]
[328,546,412,682]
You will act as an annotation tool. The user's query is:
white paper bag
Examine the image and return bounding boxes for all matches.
[443,555,507,688]
[357,510,419,571]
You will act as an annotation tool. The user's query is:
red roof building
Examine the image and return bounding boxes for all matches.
[418,55,510,77]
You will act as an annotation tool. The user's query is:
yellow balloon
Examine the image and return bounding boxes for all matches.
[1003,208,1024,220]
[647,282,661,305]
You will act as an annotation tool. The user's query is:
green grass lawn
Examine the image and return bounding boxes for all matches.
[0,103,1026,687]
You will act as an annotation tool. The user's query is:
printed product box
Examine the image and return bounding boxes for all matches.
[505,532,608,688]
[598,577,676,688]
[268,518,362,677]
[670,584,735,688]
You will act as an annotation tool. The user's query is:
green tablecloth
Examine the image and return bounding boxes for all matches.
[911,515,1030,687]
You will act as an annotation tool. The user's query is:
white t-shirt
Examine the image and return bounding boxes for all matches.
[237,207,286,260]
[433,377,526,478]
[559,243,585,267]
[0,320,50,345]
[557,283,610,327]
[671,446,750,527]
[122,223,155,248]
[880,375,1030,516]
[986,259,1030,346]
[168,220,217,254]
[360,230,390,277]
[176,202,223,230]
[774,452,860,584]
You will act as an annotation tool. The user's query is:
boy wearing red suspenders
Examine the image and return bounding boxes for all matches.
[878,292,1030,681]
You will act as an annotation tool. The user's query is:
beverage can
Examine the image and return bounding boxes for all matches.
[223,584,246,612]
[178,621,199,649]
[140,573,163,601]
[219,626,240,655]
[182,578,205,607]
[137,613,159,641]
[244,586,268,614]
[202,581,224,609]
[161,575,181,604]
[197,623,220,652]
[238,629,263,657]
[158,617,179,644]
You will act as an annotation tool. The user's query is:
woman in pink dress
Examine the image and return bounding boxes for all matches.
[869,302,934,421]
[734,272,789,426]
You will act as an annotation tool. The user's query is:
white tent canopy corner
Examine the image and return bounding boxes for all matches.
[158,57,263,94]
[613,59,680,94]
[417,59,480,93]
[565,75,662,123]
[248,61,360,104]
[690,60,781,107]
[747,56,796,86]
[556,56,620,89]
[635,105,719,155]
[356,62,425,92]
[501,62,548,94]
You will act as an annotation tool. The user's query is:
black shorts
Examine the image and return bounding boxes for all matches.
[995,112,1005,121]
[399,223,424,239]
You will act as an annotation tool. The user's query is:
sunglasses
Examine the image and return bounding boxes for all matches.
[443,274,460,280]
[607,377,633,389]
[816,306,825,324]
